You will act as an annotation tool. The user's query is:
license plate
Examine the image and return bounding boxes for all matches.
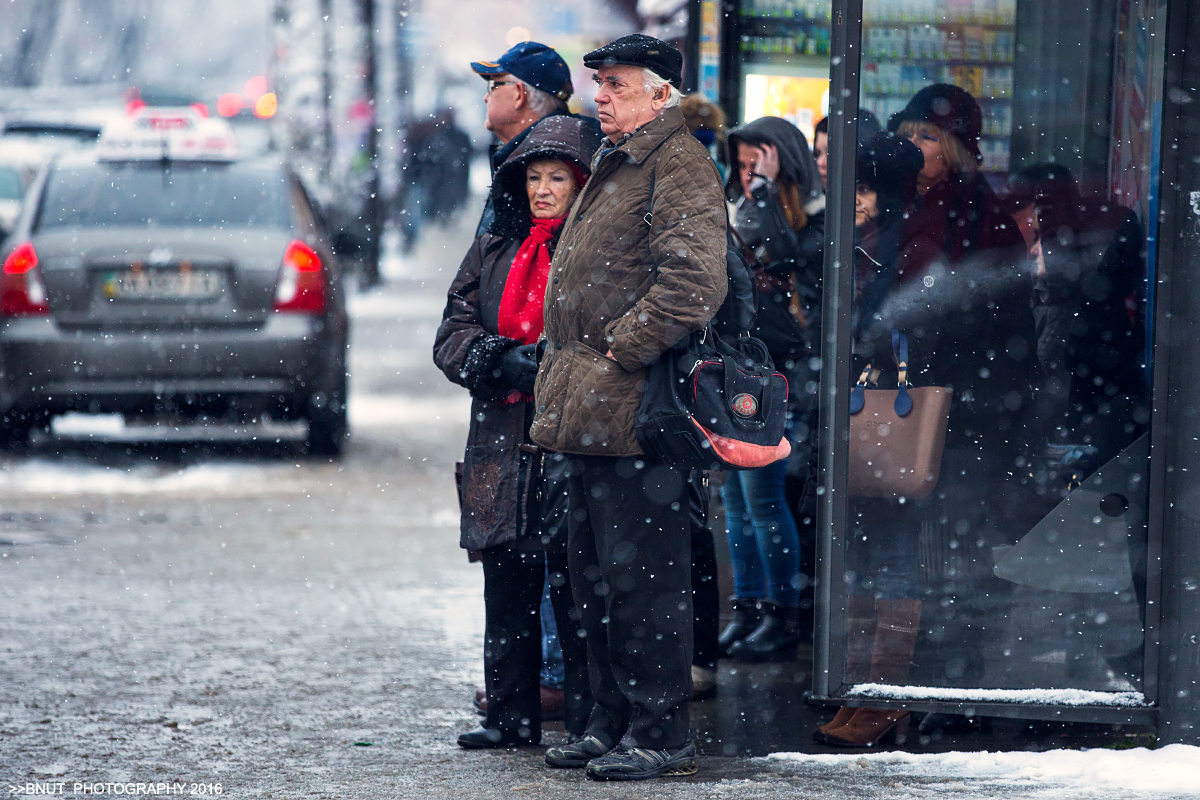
[101,269,222,301]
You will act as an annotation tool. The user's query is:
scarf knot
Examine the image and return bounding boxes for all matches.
[497,216,564,346]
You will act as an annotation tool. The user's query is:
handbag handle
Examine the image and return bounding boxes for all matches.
[849,329,912,417]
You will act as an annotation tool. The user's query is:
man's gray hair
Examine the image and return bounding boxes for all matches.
[515,77,569,118]
[642,68,682,109]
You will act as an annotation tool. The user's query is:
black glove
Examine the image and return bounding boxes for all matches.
[499,343,538,395]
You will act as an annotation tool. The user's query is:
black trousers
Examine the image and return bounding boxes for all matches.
[480,545,592,739]
[567,455,693,749]
[691,523,720,671]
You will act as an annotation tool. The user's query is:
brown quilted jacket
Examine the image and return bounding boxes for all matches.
[530,107,728,456]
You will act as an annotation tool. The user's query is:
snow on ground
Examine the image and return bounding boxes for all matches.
[768,744,1200,796]
[849,683,1149,707]
[0,458,305,496]
[349,393,471,428]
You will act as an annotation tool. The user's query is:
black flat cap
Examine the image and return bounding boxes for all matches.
[583,34,683,88]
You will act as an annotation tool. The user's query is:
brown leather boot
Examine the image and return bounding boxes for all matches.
[820,708,910,747]
[821,598,922,748]
[813,595,878,742]
[870,598,922,685]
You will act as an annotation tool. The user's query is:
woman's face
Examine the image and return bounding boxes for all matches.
[736,142,761,200]
[814,131,828,190]
[904,125,950,191]
[526,159,580,219]
[855,183,879,227]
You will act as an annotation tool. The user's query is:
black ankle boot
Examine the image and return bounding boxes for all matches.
[718,597,763,658]
[727,600,804,663]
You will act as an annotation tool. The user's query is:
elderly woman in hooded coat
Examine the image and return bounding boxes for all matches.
[716,116,826,663]
[434,115,601,749]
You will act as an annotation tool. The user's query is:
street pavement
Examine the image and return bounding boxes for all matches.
[0,203,1171,799]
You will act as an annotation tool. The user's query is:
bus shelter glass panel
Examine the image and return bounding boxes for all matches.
[837,0,1163,700]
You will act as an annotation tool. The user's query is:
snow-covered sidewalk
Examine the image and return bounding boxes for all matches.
[769,744,1200,797]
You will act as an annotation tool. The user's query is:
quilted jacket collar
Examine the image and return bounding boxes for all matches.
[591,107,688,171]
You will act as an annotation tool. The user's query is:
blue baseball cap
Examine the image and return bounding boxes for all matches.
[471,41,573,102]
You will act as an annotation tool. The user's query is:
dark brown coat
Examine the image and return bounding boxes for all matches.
[530,107,728,456]
[433,117,601,550]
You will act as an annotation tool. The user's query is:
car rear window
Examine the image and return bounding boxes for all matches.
[0,167,23,200]
[36,162,292,230]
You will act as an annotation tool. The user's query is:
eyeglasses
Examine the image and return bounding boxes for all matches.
[487,79,518,93]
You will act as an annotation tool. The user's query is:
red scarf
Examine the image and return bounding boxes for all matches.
[497,217,563,345]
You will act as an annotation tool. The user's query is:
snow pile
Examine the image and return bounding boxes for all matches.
[769,744,1200,795]
[848,683,1149,707]
[348,394,471,429]
[0,459,298,495]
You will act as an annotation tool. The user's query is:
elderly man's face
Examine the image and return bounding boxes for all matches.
[592,64,668,140]
[483,73,527,142]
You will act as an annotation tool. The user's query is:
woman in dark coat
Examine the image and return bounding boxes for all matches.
[888,83,1024,266]
[716,116,825,662]
[814,133,942,748]
[815,132,1036,748]
[433,115,602,748]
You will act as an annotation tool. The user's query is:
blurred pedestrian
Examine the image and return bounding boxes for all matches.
[679,93,726,173]
[719,116,825,662]
[471,41,598,237]
[434,115,603,749]
[400,108,472,252]
[532,34,727,781]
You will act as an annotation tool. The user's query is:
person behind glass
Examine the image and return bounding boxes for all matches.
[813,110,883,193]
[813,132,945,748]
[716,116,824,662]
[1005,164,1149,685]
[433,115,602,749]
[888,83,1024,264]
[1005,163,1147,469]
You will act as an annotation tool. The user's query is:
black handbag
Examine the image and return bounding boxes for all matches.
[634,327,791,471]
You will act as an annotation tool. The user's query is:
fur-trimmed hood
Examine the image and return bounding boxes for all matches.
[488,115,603,240]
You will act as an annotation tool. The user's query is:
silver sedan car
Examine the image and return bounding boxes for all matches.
[0,150,350,455]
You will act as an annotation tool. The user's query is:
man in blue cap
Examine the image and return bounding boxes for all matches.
[471,41,590,236]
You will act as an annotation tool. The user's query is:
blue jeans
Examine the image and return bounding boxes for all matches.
[845,499,923,601]
[539,571,565,689]
[721,458,802,606]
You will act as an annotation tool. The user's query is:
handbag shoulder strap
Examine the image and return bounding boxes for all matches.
[850,329,912,417]
[891,329,913,417]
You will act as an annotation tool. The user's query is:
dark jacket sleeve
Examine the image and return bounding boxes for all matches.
[751,182,825,283]
[433,238,520,398]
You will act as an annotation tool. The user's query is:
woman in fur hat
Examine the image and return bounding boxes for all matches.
[888,83,1024,265]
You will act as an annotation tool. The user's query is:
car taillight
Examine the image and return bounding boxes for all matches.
[1,243,50,317]
[273,240,326,314]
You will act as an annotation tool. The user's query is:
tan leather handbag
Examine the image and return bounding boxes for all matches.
[848,330,951,499]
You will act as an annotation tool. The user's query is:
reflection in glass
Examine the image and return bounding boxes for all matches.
[840,0,1159,700]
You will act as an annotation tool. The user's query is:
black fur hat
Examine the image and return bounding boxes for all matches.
[856,132,925,221]
[886,83,983,163]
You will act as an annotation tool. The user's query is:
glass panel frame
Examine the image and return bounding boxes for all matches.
[812,0,1181,725]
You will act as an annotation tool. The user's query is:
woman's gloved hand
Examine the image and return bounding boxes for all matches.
[499,343,539,395]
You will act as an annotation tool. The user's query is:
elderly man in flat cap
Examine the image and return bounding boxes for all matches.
[531,33,727,781]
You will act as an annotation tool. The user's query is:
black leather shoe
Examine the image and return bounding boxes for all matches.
[456,726,540,749]
[727,600,805,663]
[585,740,698,781]
[718,597,763,658]
[544,733,615,768]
